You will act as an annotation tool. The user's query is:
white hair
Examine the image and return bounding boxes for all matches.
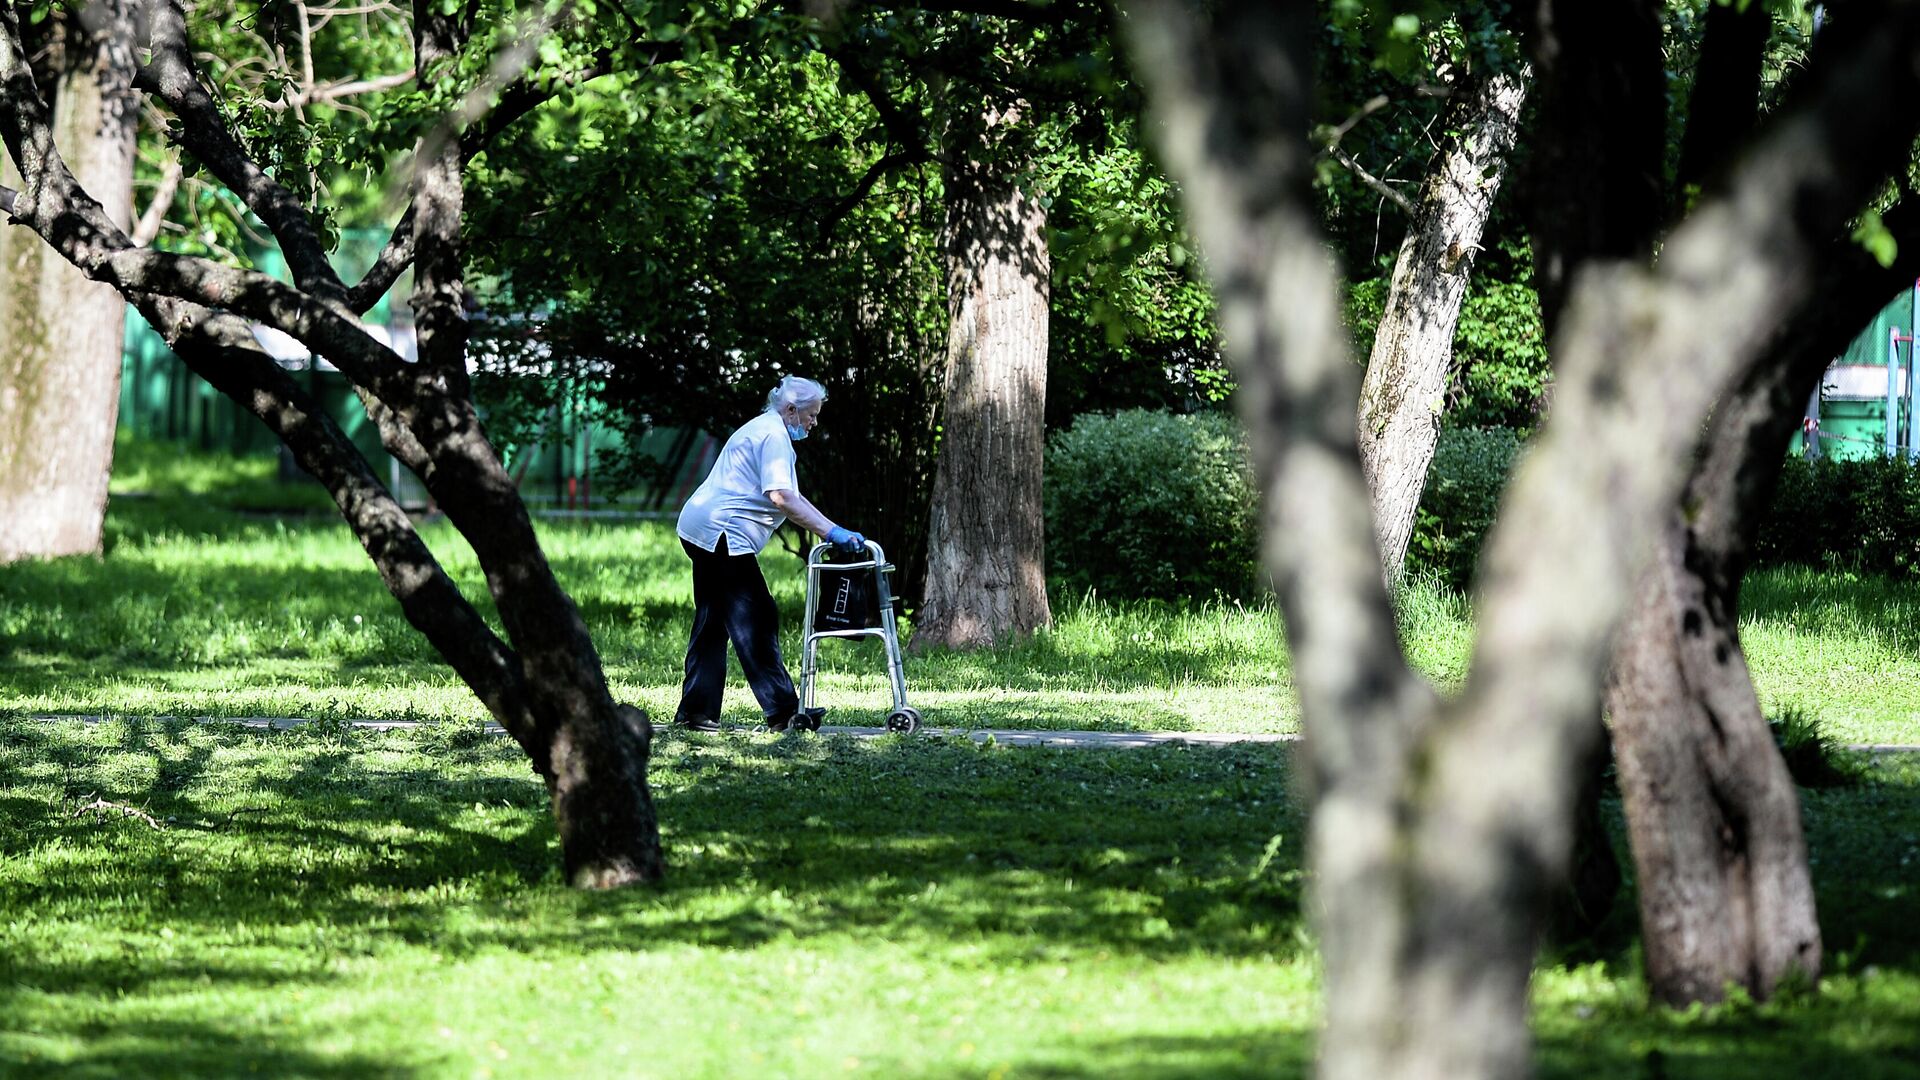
[765,375,827,413]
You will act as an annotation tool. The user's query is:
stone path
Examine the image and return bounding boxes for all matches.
[28,713,1299,749]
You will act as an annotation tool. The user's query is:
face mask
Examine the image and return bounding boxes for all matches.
[786,424,809,442]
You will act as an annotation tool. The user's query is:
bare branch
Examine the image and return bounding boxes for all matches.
[293,68,416,106]
[1323,93,1391,148]
[132,152,185,245]
[298,0,317,99]
[133,0,347,302]
[1325,144,1415,216]
[73,797,166,829]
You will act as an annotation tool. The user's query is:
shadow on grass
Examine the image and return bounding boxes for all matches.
[1535,1009,1920,1080]
[904,1030,1313,1079]
[0,1021,417,1080]
[1,723,1309,964]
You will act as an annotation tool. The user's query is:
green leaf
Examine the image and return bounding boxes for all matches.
[1854,208,1900,269]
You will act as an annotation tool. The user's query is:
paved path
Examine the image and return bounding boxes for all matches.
[22,713,1920,753]
[27,713,1299,750]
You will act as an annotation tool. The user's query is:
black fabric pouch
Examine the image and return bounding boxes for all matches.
[813,562,884,632]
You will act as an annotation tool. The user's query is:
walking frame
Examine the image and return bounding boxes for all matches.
[798,539,922,733]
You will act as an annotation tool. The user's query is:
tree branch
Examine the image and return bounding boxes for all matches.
[1325,144,1415,216]
[356,34,694,313]
[823,41,925,152]
[130,292,548,765]
[2,8,405,387]
[814,147,929,241]
[408,0,478,383]
[1516,0,1667,338]
[1675,0,1771,201]
[0,92,408,400]
[72,796,166,829]
[133,0,347,303]
[132,152,185,246]
[261,67,417,112]
[346,206,415,314]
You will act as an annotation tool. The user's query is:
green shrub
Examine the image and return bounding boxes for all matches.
[1406,439,1920,588]
[1768,707,1854,788]
[1406,426,1525,588]
[1045,409,1260,601]
[1759,454,1920,574]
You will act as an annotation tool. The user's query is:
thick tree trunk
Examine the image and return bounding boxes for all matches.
[1603,0,1831,1006]
[913,107,1051,651]
[1609,516,1821,1004]
[0,0,135,563]
[398,0,661,889]
[1357,67,1528,577]
[1605,201,1920,1004]
[1122,0,1920,1076]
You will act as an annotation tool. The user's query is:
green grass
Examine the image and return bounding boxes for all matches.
[1,719,1917,1078]
[3,438,1920,1075]
[5,436,1918,745]
[2,434,1304,733]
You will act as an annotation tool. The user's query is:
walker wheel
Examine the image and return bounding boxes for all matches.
[885,708,921,734]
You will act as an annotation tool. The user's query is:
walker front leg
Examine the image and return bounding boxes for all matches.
[800,558,821,710]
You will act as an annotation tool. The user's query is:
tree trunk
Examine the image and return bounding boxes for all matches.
[1357,66,1529,578]
[1604,200,1920,1005]
[398,0,661,889]
[1608,516,1821,1005]
[0,0,136,563]
[1121,0,1920,1075]
[1602,0,1833,1006]
[912,107,1051,651]
[1,0,664,887]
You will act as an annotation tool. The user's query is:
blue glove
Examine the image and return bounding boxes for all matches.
[827,526,867,553]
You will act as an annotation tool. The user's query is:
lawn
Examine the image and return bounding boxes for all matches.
[4,437,1918,745]
[2,437,1919,1077]
[0,718,1916,1079]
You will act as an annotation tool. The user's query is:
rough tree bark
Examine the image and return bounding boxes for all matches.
[1356,65,1529,578]
[1120,1,1920,1077]
[1608,200,1920,1005]
[0,0,662,886]
[0,0,136,563]
[1602,0,1828,1006]
[912,105,1052,651]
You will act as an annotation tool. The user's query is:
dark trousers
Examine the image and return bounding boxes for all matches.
[677,535,799,722]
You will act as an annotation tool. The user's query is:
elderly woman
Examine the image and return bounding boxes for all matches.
[672,376,866,733]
